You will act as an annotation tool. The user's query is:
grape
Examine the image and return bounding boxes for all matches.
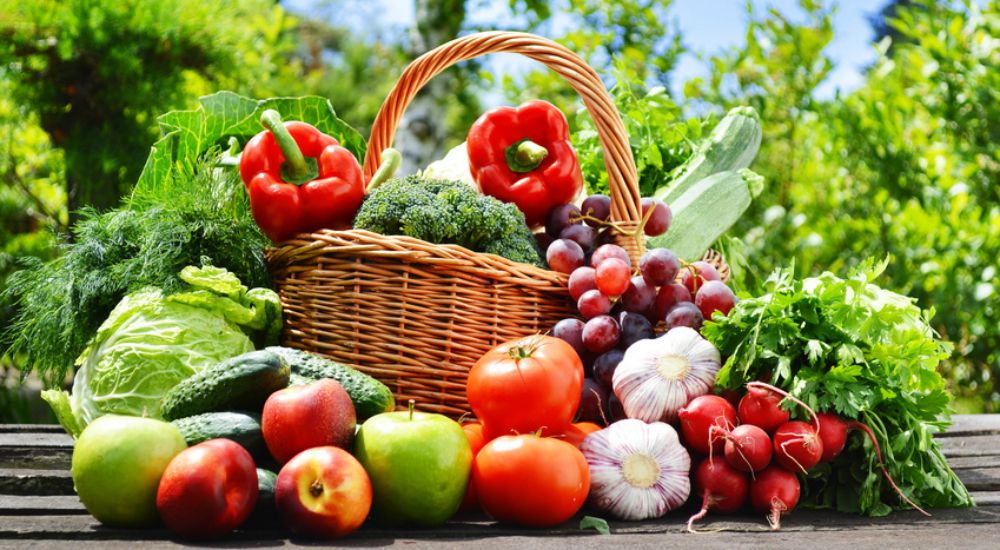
[593,348,625,389]
[568,267,598,301]
[559,224,595,252]
[578,289,612,319]
[577,378,609,425]
[621,276,656,313]
[534,231,554,252]
[606,393,627,423]
[654,283,693,321]
[595,257,631,297]
[595,228,616,248]
[695,280,738,319]
[640,198,672,237]
[545,203,582,237]
[546,239,585,274]
[665,302,704,331]
[552,318,587,358]
[582,315,620,354]
[639,248,681,286]
[591,244,631,268]
[581,195,611,227]
[619,311,654,347]
[680,261,722,293]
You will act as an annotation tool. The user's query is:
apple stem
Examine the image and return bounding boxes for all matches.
[408,399,415,421]
[310,479,323,498]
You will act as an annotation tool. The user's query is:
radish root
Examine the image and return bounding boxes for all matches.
[686,489,711,533]
[747,381,820,432]
[767,497,788,531]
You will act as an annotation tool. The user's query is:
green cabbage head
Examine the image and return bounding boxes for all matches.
[42,265,282,437]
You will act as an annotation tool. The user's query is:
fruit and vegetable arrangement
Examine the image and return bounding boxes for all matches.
[3,31,974,541]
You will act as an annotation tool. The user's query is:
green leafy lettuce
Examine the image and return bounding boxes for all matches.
[701,258,974,516]
[42,265,281,438]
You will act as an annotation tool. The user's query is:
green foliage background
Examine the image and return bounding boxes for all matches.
[0,0,997,416]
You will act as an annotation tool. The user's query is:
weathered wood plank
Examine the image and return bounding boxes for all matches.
[0,505,998,541]
[0,495,86,515]
[936,434,1000,457]
[938,414,1000,437]
[954,467,1000,492]
[0,469,73,496]
[0,425,66,434]
[0,433,72,448]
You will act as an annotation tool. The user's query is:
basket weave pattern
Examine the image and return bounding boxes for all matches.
[269,32,663,417]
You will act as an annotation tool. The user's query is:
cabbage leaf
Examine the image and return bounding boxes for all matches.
[42,265,281,437]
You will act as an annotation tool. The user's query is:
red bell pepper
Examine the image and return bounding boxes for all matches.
[239,110,365,243]
[466,100,583,228]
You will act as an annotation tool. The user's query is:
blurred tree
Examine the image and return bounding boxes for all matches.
[687,0,999,411]
[0,0,293,222]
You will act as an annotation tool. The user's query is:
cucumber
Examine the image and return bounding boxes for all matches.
[161,350,290,421]
[648,170,759,260]
[655,106,762,205]
[266,346,395,419]
[255,468,278,515]
[171,411,266,458]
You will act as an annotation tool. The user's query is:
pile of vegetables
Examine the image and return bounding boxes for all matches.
[702,259,974,515]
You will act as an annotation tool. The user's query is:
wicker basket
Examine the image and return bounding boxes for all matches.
[268,31,719,418]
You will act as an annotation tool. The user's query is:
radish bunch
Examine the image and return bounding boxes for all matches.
[679,382,928,531]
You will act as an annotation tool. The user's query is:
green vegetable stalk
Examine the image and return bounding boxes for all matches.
[701,258,974,516]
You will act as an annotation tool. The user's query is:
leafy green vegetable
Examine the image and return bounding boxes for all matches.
[2,162,270,383]
[42,265,281,437]
[701,258,974,515]
[3,92,364,383]
[572,66,708,198]
[353,175,543,266]
[135,91,366,197]
[579,515,610,535]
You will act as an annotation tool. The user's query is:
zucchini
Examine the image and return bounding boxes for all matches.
[655,106,762,205]
[161,350,290,420]
[170,411,267,460]
[266,346,395,419]
[648,169,760,260]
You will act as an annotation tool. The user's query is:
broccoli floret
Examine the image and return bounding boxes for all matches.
[353,175,543,266]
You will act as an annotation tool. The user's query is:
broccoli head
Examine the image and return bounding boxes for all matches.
[353,175,543,266]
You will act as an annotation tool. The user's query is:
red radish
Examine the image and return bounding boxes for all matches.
[817,412,931,517]
[724,424,773,473]
[750,465,800,531]
[816,412,848,462]
[738,385,789,433]
[687,457,750,532]
[678,395,737,456]
[772,421,824,472]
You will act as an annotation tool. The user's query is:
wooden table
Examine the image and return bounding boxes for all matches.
[2,415,998,549]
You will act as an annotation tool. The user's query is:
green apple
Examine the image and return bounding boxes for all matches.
[354,404,472,527]
[72,414,187,527]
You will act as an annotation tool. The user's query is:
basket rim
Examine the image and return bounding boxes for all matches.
[267,228,569,289]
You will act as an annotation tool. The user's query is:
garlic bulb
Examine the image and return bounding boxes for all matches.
[612,326,721,422]
[581,419,691,520]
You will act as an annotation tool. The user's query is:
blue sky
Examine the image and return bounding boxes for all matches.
[284,0,887,101]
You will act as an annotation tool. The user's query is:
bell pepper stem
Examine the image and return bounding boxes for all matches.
[505,139,548,173]
[260,109,311,181]
[367,148,402,192]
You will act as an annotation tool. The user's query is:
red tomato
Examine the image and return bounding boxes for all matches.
[559,421,602,449]
[467,335,583,440]
[473,434,590,527]
[459,422,487,513]
[156,439,258,538]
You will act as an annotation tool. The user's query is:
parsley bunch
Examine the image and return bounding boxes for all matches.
[702,258,974,516]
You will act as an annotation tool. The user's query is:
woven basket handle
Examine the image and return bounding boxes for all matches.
[363,31,646,262]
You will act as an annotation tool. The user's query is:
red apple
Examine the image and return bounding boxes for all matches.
[262,379,356,464]
[275,446,372,538]
[156,439,258,539]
